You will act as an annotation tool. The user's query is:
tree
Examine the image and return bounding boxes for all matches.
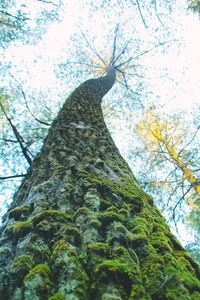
[133,106,200,262]
[0,67,200,300]
[0,0,63,48]
[136,107,200,212]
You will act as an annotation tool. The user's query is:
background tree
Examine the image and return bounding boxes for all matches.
[188,0,200,14]
[0,0,63,47]
[134,106,200,260]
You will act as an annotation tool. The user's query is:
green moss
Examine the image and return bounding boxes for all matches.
[125,231,147,246]
[106,206,118,212]
[126,216,149,246]
[119,208,129,216]
[51,242,88,299]
[26,233,51,261]
[5,221,32,238]
[150,232,173,253]
[192,292,200,299]
[113,246,129,257]
[11,255,34,282]
[88,242,109,256]
[142,253,165,294]
[32,210,72,225]
[73,207,91,219]
[51,239,77,260]
[58,225,81,245]
[130,284,148,300]
[98,210,125,226]
[95,259,138,293]
[152,222,169,233]
[163,271,200,300]
[24,264,51,299]
[122,203,135,213]
[0,246,11,255]
[25,263,51,281]
[78,170,145,206]
[8,205,30,220]
[133,216,148,227]
[139,207,155,224]
[48,291,64,300]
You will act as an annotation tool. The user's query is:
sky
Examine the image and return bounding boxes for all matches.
[0,0,200,244]
[2,0,200,112]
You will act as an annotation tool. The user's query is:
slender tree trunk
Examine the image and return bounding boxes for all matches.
[0,68,200,300]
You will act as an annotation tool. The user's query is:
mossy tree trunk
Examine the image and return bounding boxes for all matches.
[0,67,200,300]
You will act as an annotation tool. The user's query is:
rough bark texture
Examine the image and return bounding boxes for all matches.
[0,67,200,300]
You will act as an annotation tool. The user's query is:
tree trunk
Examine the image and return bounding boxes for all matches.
[0,67,200,300]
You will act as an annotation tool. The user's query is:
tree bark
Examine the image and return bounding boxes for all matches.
[0,67,200,300]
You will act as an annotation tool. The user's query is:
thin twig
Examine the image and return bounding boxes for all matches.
[178,128,199,158]
[153,0,167,29]
[172,186,192,233]
[135,0,148,29]
[0,174,25,180]
[132,40,175,60]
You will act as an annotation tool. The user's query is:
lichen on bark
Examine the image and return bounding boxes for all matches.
[0,67,200,299]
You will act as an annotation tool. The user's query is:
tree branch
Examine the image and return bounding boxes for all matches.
[0,10,29,21]
[0,102,32,165]
[0,174,26,180]
[130,0,148,29]
[10,74,51,127]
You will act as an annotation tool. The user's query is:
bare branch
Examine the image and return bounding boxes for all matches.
[0,137,18,143]
[172,186,192,230]
[63,61,101,69]
[0,102,32,165]
[10,74,51,127]
[130,0,148,29]
[80,30,106,67]
[110,24,119,66]
[0,174,26,180]
[0,10,30,21]
[36,0,63,9]
[113,37,133,66]
[153,0,167,29]
[178,128,199,158]
[132,40,176,60]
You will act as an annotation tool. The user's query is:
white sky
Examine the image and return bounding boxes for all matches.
[2,0,200,112]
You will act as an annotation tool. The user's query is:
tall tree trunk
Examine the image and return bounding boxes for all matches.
[0,67,200,300]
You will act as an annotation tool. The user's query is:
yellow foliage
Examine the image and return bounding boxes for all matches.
[137,107,200,196]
